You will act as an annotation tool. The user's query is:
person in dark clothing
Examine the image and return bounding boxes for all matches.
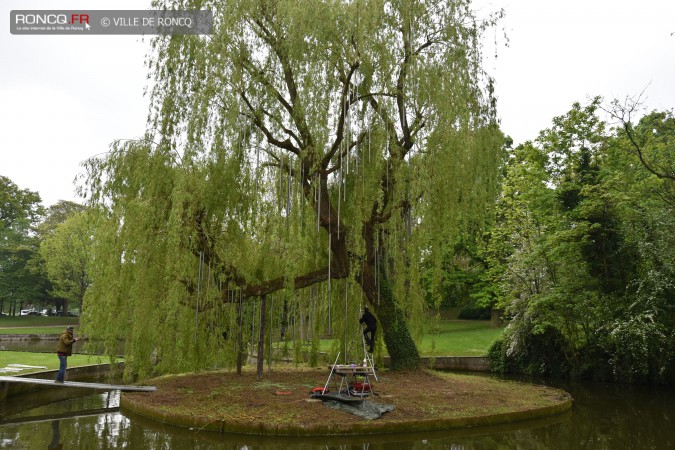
[55,326,79,383]
[359,307,377,353]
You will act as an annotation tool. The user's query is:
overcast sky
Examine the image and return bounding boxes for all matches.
[2,0,674,207]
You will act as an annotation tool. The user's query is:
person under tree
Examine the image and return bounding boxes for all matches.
[359,307,377,353]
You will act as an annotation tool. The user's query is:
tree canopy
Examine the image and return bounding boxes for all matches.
[39,208,92,314]
[80,0,504,378]
[0,176,48,314]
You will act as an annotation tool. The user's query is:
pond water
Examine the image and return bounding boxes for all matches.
[0,338,123,356]
[0,377,672,449]
[0,339,79,353]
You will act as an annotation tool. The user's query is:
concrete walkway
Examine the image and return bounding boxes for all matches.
[0,375,155,392]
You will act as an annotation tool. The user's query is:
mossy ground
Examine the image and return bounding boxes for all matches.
[122,367,571,435]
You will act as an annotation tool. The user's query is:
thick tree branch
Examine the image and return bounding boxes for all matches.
[240,92,300,155]
[368,96,400,152]
[261,156,297,178]
[255,104,302,147]
[322,61,361,169]
[239,54,294,118]
[251,16,314,151]
[396,17,417,154]
[326,130,367,175]
[241,267,343,298]
[355,92,398,102]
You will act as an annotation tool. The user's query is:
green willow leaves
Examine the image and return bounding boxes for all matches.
[79,0,504,377]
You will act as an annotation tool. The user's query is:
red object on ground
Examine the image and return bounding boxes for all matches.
[274,390,293,395]
[350,382,372,392]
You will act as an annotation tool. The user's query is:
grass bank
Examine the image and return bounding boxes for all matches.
[0,351,107,374]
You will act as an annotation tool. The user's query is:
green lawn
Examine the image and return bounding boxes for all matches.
[0,316,79,327]
[274,320,504,357]
[0,316,80,336]
[0,351,108,375]
[0,327,79,335]
[418,320,504,356]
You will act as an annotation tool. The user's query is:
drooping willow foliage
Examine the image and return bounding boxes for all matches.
[79,0,504,379]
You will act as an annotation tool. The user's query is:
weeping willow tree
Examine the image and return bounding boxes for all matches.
[80,0,503,378]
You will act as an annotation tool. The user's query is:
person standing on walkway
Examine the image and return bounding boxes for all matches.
[55,326,79,383]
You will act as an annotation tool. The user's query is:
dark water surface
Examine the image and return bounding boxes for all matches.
[0,378,672,449]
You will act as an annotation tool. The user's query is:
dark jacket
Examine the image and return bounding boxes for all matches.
[56,330,76,356]
[359,309,377,330]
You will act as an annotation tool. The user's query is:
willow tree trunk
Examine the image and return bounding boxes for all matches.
[314,174,421,371]
[359,264,420,370]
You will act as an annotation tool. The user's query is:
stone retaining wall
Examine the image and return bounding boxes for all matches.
[249,352,491,372]
[379,356,490,371]
[0,334,58,341]
[0,363,124,401]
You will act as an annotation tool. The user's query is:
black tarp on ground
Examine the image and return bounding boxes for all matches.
[312,393,395,420]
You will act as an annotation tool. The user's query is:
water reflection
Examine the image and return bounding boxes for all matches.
[47,420,61,450]
[547,381,675,450]
[0,379,672,449]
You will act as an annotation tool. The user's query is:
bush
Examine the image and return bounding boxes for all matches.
[458,306,491,320]
[488,322,573,378]
[487,338,509,374]
[599,314,671,383]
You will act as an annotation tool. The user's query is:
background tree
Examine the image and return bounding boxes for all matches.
[488,100,675,383]
[80,0,504,377]
[39,200,87,235]
[39,209,91,315]
[33,200,88,314]
[0,176,48,315]
[604,96,675,186]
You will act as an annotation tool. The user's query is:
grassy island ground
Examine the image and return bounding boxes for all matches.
[121,368,571,436]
